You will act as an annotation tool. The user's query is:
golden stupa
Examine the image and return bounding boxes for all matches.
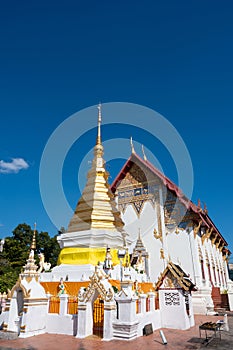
[57,104,126,266]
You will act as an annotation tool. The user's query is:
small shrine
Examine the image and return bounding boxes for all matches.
[1,226,47,337]
[131,229,149,277]
[155,262,196,330]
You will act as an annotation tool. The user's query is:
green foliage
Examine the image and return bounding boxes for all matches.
[0,223,61,292]
[0,269,18,292]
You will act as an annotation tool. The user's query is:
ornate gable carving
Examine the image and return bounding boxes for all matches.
[78,266,114,303]
[9,278,31,299]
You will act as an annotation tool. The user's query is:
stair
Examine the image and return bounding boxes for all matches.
[211,286,230,311]
[221,293,230,311]
[0,330,18,340]
[211,286,222,310]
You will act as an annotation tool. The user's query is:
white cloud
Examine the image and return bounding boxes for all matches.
[0,158,29,174]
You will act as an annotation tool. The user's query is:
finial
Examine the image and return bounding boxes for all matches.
[197,199,201,208]
[30,222,36,250]
[204,203,208,214]
[96,103,102,145]
[130,136,135,154]
[142,144,147,161]
[138,227,141,239]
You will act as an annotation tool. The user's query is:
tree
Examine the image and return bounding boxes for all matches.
[0,223,61,292]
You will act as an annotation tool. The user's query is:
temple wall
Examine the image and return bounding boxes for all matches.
[45,314,77,336]
[122,201,165,282]
[166,231,195,281]
[136,309,161,336]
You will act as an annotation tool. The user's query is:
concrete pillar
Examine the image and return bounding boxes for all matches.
[7,297,19,333]
[189,232,201,286]
[148,292,155,312]
[139,294,147,314]
[227,281,233,311]
[1,292,6,312]
[46,293,51,313]
[113,281,139,340]
[103,300,116,340]
[76,301,92,338]
[59,294,68,316]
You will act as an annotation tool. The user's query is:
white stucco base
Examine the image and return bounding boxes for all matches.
[45,314,77,336]
[136,310,161,336]
[192,287,215,315]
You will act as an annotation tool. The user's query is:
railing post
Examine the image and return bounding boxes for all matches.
[148,292,155,312]
[103,300,116,340]
[46,293,51,313]
[59,294,68,316]
[76,301,93,338]
[139,293,147,314]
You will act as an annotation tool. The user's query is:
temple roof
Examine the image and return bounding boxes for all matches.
[111,152,228,247]
[67,105,125,233]
[154,262,196,291]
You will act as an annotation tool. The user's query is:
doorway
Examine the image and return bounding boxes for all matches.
[93,296,104,338]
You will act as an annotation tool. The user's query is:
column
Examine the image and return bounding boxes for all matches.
[46,293,52,313]
[59,294,68,316]
[139,294,147,314]
[113,281,139,340]
[103,300,116,340]
[76,301,93,338]
[147,292,155,312]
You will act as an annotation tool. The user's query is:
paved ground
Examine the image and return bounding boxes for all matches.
[0,313,233,350]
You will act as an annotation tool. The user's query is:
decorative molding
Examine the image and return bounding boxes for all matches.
[9,278,31,299]
[211,233,218,246]
[160,248,165,260]
[193,220,202,239]
[165,292,180,306]
[78,266,114,303]
[216,239,222,249]
[154,228,162,241]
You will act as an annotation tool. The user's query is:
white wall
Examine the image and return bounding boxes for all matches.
[123,202,165,282]
[136,310,161,336]
[167,231,194,279]
[46,314,77,336]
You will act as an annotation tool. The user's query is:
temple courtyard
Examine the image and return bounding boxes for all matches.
[0,313,233,350]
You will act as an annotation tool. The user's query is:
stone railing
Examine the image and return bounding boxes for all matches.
[136,292,156,314]
[47,293,78,315]
[0,292,7,313]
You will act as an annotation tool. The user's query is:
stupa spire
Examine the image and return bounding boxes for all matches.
[30,222,37,251]
[20,222,39,279]
[67,105,125,233]
[96,103,102,145]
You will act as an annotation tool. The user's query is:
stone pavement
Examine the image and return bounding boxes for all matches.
[0,313,233,350]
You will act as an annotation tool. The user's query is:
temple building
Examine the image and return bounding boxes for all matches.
[111,141,231,314]
[1,105,232,339]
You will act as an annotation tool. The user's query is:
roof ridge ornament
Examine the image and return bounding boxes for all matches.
[141,144,147,161]
[130,136,135,154]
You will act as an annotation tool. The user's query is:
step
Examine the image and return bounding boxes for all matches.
[0,330,18,340]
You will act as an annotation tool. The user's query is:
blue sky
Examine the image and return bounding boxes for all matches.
[0,1,232,256]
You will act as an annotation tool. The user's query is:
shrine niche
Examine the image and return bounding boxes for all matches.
[155,262,196,330]
[78,266,114,303]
